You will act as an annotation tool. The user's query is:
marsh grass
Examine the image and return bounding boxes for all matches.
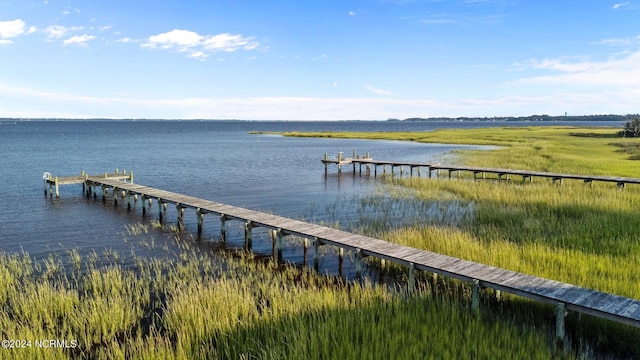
[0,249,567,359]
[286,126,640,176]
[3,126,637,358]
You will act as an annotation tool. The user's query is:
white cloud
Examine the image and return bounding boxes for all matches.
[142,29,259,59]
[512,49,640,87]
[63,34,96,47]
[613,1,630,9]
[0,39,14,46]
[188,51,208,60]
[44,25,83,40]
[144,29,202,49]
[365,84,394,96]
[203,33,258,51]
[349,11,357,16]
[115,37,133,43]
[0,19,26,39]
[1,83,638,120]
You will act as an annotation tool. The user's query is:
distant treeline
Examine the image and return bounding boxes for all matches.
[391,114,635,122]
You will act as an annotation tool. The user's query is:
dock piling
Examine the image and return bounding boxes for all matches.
[244,221,253,249]
[220,214,227,242]
[313,237,320,271]
[471,279,481,315]
[176,204,184,230]
[197,209,204,238]
[556,303,566,345]
[408,262,415,293]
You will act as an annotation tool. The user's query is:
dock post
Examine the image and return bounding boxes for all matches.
[275,228,283,263]
[366,152,371,176]
[102,186,107,203]
[313,237,320,271]
[353,150,357,175]
[556,303,566,345]
[113,187,119,207]
[54,177,60,198]
[158,200,166,224]
[355,248,363,279]
[408,262,415,293]
[127,191,132,211]
[303,238,310,265]
[337,152,343,174]
[176,204,184,231]
[324,153,328,177]
[471,279,480,315]
[220,214,227,242]
[197,209,204,238]
[142,196,147,215]
[244,221,253,250]
[129,170,134,184]
[338,247,344,277]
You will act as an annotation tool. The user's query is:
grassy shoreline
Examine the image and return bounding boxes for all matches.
[2,126,639,358]
[284,126,640,356]
[0,248,566,359]
[284,126,640,176]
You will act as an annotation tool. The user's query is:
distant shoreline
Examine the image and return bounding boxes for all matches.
[0,114,635,122]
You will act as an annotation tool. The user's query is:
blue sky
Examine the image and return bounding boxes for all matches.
[0,0,639,120]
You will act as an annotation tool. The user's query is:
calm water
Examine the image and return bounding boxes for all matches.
[0,119,622,276]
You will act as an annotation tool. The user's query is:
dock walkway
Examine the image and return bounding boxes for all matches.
[322,151,640,187]
[44,169,640,341]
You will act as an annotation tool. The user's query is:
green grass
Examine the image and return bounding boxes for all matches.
[3,126,638,358]
[284,126,640,356]
[0,249,567,359]
[285,126,640,176]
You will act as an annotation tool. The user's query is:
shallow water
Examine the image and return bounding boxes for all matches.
[0,119,621,278]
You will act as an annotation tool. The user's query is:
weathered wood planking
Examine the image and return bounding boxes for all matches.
[76,175,640,330]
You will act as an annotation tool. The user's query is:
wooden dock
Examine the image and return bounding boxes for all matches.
[322,151,640,187]
[45,169,640,342]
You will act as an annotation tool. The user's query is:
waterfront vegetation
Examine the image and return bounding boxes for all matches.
[288,126,640,356]
[0,248,564,359]
[2,126,639,358]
